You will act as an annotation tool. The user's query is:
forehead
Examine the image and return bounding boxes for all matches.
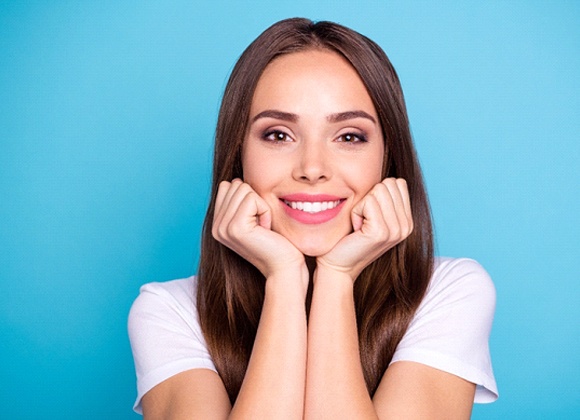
[250,49,377,116]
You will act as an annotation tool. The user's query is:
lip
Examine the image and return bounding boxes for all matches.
[280,193,342,202]
[279,193,346,225]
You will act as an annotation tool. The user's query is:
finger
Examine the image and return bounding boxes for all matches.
[217,178,243,212]
[234,190,272,231]
[218,182,255,230]
[214,180,232,217]
[213,180,251,240]
[214,179,244,223]
[351,193,388,239]
[367,181,400,240]
[382,178,410,237]
[395,178,414,233]
[213,181,232,236]
[351,197,365,231]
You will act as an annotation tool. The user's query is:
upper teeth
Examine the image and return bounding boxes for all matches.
[283,200,341,213]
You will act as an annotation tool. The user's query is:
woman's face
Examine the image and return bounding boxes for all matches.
[242,49,384,256]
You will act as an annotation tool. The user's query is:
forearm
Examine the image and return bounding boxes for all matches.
[230,269,308,420]
[304,267,378,419]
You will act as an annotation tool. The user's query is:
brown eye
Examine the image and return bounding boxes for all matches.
[338,133,367,143]
[264,130,291,142]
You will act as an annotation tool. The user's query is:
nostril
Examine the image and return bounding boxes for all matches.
[292,153,331,182]
[299,174,327,182]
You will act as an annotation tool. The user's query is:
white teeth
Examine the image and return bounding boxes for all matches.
[283,200,341,214]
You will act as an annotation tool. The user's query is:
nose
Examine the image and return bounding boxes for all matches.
[292,139,331,183]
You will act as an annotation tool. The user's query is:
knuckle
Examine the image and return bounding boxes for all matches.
[400,224,411,238]
[374,223,390,241]
[389,225,401,239]
[212,224,223,241]
[373,184,388,199]
[374,181,387,192]
[217,180,230,192]
[383,177,397,186]
[226,222,243,239]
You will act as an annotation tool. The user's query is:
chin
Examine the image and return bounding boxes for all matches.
[274,223,351,257]
[291,237,341,257]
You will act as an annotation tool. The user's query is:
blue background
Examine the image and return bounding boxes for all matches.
[1,1,578,418]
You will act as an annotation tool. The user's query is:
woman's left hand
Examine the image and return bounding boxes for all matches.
[316,178,413,281]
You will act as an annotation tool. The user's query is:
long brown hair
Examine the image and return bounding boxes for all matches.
[197,18,433,404]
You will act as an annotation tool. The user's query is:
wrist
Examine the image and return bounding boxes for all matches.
[314,259,357,284]
[265,263,309,299]
[313,264,355,292]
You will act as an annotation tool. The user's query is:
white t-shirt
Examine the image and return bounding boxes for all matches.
[128,257,498,414]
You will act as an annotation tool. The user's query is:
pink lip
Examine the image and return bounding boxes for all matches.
[279,194,346,225]
[280,193,342,202]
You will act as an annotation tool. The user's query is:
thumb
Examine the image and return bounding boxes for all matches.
[253,194,272,230]
[351,199,366,232]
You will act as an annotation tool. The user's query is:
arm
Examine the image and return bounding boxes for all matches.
[305,267,377,418]
[142,271,307,420]
[305,268,476,420]
[141,369,231,420]
[142,180,308,419]
[305,178,476,419]
[229,269,307,419]
[372,361,475,419]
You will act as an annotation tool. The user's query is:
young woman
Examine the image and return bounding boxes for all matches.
[129,18,498,419]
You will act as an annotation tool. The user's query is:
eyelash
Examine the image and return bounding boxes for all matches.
[262,130,368,144]
[338,132,367,143]
[263,130,292,142]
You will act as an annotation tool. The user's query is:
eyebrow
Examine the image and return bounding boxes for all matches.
[327,110,376,124]
[250,109,376,124]
[251,110,298,123]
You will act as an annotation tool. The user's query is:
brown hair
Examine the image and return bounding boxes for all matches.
[197,18,433,404]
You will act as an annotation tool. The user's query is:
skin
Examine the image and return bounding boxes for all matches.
[141,50,476,419]
[241,47,385,259]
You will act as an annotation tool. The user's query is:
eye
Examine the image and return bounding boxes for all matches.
[263,130,292,142]
[337,132,367,143]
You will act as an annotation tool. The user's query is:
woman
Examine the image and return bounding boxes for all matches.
[129,18,498,418]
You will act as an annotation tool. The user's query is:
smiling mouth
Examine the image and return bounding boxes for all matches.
[282,199,343,214]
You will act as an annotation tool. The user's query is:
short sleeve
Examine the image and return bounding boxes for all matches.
[391,258,498,403]
[127,277,217,414]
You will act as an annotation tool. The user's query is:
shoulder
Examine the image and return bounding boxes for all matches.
[433,257,493,286]
[392,257,498,403]
[412,257,496,339]
[128,276,217,414]
[129,277,197,320]
[426,257,496,311]
[128,276,211,354]
[128,277,202,341]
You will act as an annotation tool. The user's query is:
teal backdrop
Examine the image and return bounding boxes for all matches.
[1,1,578,418]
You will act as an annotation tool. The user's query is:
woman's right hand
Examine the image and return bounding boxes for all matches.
[212,179,306,281]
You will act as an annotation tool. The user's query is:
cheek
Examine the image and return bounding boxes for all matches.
[242,153,280,196]
[241,145,263,187]
[350,156,384,192]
